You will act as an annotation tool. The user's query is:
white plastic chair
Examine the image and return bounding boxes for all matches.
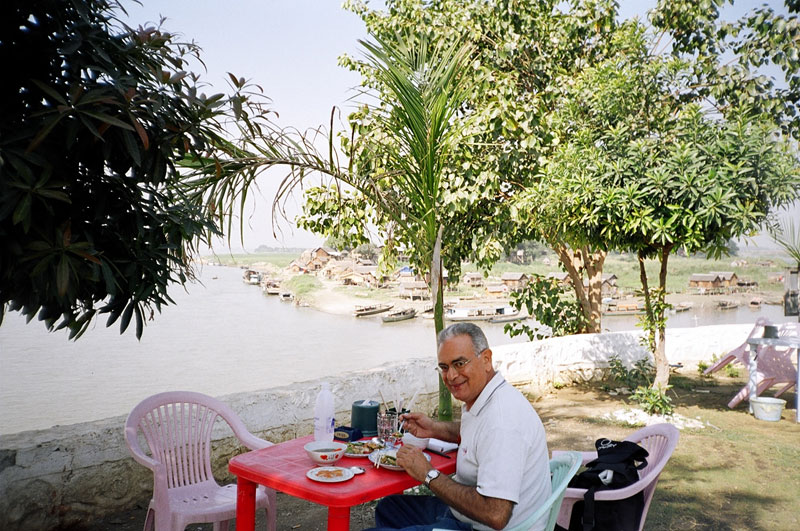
[432,452,581,531]
[124,391,277,531]
[553,423,679,531]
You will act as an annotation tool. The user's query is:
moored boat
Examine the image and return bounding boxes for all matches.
[602,301,645,315]
[748,298,763,308]
[674,301,693,312]
[381,308,417,323]
[242,269,261,285]
[279,292,294,302]
[717,300,738,310]
[445,306,517,321]
[353,303,394,317]
[262,280,281,295]
[488,312,525,324]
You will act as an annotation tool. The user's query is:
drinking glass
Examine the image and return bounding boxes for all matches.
[377,411,398,447]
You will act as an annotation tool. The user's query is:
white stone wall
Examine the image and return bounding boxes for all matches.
[0,325,750,530]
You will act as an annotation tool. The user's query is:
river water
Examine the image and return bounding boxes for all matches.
[0,265,794,434]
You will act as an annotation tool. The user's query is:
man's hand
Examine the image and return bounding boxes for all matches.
[400,412,460,442]
[400,412,436,438]
[396,446,431,482]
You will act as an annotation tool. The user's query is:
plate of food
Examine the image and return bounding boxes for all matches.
[344,439,384,457]
[306,466,355,483]
[368,448,431,471]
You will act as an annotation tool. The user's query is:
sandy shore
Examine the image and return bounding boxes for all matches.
[302,276,781,318]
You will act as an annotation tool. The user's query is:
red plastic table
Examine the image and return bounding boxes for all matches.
[230,435,457,531]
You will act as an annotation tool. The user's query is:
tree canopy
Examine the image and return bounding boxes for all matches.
[0,0,252,338]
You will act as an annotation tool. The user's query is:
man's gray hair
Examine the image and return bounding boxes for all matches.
[437,322,489,356]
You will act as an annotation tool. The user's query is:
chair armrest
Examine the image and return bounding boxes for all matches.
[562,472,658,502]
[237,430,274,451]
[124,426,160,470]
[553,449,597,465]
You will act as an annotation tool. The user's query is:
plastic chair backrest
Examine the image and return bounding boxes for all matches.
[705,317,772,374]
[506,451,582,531]
[554,423,679,531]
[124,391,274,531]
[624,423,680,530]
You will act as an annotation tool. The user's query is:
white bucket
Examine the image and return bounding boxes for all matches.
[750,397,786,422]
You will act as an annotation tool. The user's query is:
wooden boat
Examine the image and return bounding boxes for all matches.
[602,301,645,315]
[262,280,281,295]
[717,300,738,310]
[279,292,294,302]
[748,298,763,308]
[382,308,417,323]
[674,302,693,312]
[353,303,393,317]
[242,269,260,285]
[488,312,526,324]
[445,306,517,322]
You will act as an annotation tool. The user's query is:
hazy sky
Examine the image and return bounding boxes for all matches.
[122,1,797,253]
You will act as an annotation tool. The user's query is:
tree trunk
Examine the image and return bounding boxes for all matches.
[554,244,602,333]
[637,251,655,354]
[431,226,452,421]
[583,248,606,334]
[653,246,672,389]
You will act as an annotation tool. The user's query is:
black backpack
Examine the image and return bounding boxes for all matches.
[556,438,649,531]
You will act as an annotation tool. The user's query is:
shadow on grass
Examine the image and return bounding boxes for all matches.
[648,453,789,531]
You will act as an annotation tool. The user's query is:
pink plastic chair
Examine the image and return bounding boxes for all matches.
[553,423,680,531]
[725,322,799,408]
[125,391,277,531]
[704,317,771,375]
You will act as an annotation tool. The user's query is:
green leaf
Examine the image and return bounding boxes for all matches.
[120,301,135,334]
[57,256,69,297]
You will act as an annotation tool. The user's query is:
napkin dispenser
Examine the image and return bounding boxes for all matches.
[351,399,379,437]
[333,426,363,442]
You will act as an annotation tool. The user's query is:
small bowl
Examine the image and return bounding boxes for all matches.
[401,432,429,450]
[304,440,347,465]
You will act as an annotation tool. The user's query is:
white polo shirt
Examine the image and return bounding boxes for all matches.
[451,372,550,530]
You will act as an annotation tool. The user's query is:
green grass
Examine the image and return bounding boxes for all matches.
[540,375,800,531]
[285,275,322,297]
[463,253,791,294]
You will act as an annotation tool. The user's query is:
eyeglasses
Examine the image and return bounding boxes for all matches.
[436,350,484,375]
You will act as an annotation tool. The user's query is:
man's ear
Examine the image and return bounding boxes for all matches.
[482,348,494,369]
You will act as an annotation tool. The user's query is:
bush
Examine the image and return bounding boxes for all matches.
[608,355,654,390]
[724,364,740,378]
[504,274,586,340]
[631,385,674,416]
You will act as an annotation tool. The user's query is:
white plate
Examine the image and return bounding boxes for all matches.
[344,441,384,458]
[368,449,430,471]
[306,466,355,483]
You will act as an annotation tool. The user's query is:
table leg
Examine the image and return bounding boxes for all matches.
[327,506,351,531]
[236,478,257,531]
[748,344,758,415]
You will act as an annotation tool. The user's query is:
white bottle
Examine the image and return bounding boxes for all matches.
[313,382,335,442]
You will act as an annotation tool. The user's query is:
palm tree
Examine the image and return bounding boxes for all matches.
[352,35,475,419]
[186,33,475,420]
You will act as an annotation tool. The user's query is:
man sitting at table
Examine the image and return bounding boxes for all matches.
[366,322,550,531]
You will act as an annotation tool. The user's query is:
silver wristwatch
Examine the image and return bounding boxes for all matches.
[424,469,441,487]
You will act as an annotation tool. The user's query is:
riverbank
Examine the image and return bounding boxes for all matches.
[295,275,783,321]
